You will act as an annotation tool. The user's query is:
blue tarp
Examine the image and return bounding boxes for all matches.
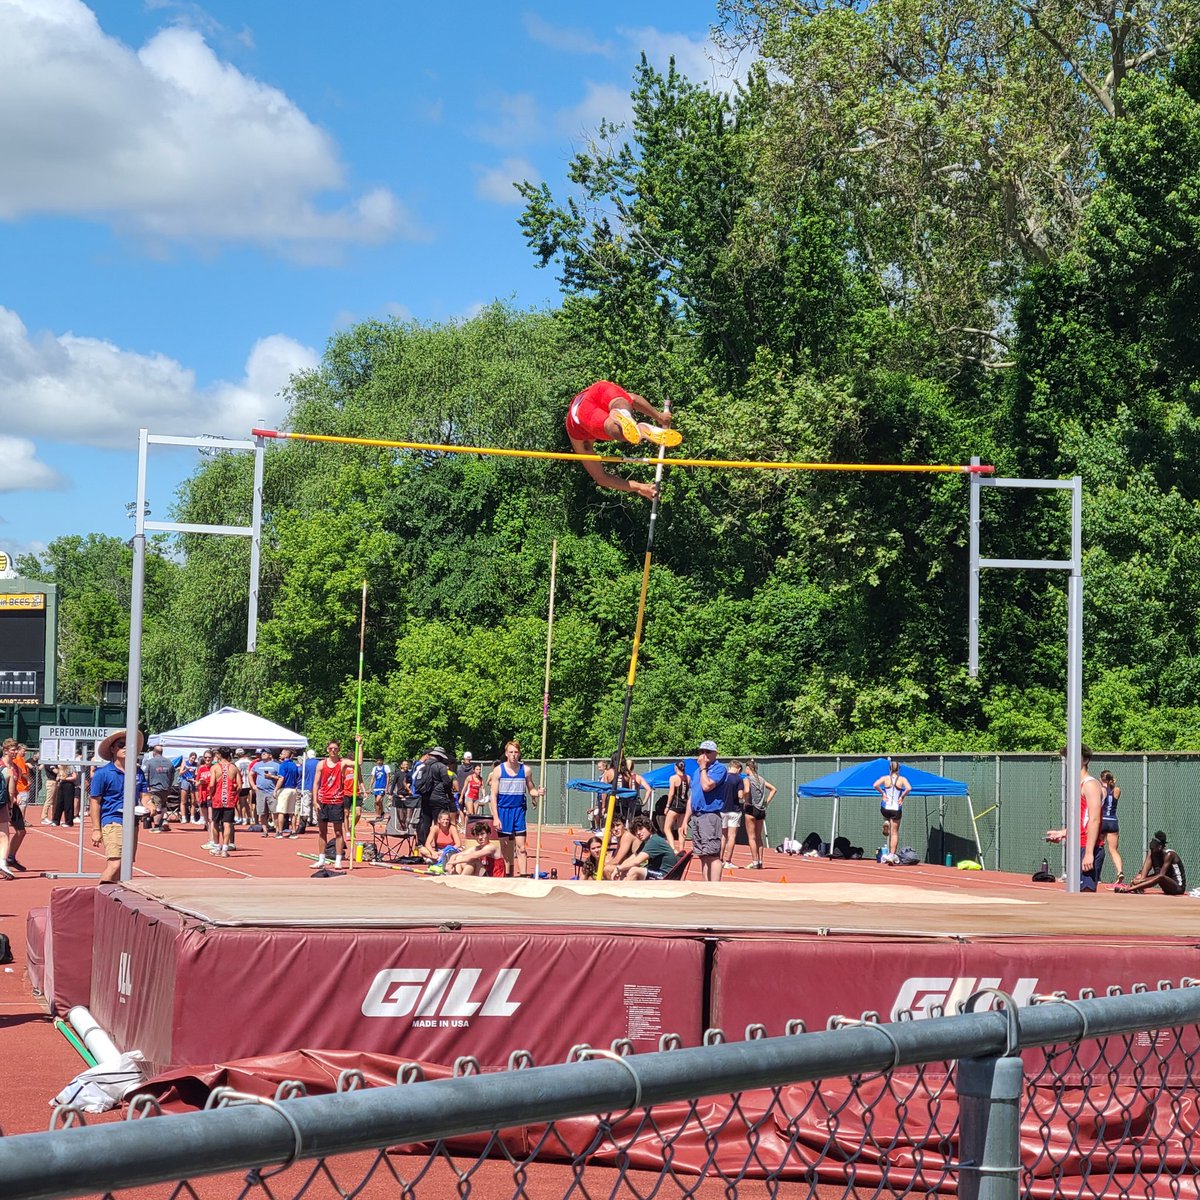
[642,759,696,789]
[797,757,968,798]
[566,779,638,798]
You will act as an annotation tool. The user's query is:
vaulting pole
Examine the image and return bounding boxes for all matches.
[251,428,992,476]
[534,539,559,880]
[347,580,368,872]
[595,408,671,880]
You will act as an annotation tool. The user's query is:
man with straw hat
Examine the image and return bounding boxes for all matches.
[90,729,150,884]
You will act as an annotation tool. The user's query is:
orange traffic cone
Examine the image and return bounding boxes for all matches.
[779,874,788,883]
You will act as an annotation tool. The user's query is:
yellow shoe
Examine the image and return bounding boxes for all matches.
[612,409,642,445]
[637,422,682,448]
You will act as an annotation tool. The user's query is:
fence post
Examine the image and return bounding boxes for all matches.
[957,1053,1023,1200]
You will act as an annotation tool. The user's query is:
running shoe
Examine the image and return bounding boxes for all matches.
[636,422,682,448]
[6,858,26,872]
[612,409,642,445]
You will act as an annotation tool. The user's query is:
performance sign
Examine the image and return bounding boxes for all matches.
[45,726,120,741]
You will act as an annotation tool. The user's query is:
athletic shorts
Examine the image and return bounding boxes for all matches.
[881,805,903,823]
[1080,843,1106,893]
[668,797,688,815]
[690,811,722,858]
[565,381,628,442]
[497,806,527,838]
[238,787,251,800]
[743,804,767,822]
[180,782,196,795]
[212,805,236,821]
[9,802,25,832]
[150,788,169,806]
[722,811,742,829]
[1100,818,1119,834]
[318,803,345,825]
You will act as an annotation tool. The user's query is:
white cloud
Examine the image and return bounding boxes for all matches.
[0,0,421,250]
[0,437,67,494]
[0,536,49,574]
[0,307,318,450]
[523,13,613,56]
[476,92,541,149]
[557,82,633,137]
[475,158,540,206]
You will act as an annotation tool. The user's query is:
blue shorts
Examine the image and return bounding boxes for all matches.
[497,807,527,837]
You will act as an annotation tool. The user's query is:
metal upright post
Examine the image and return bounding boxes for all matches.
[120,431,149,883]
[969,457,981,676]
[247,435,265,652]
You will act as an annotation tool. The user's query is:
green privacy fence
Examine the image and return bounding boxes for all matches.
[534,754,1200,882]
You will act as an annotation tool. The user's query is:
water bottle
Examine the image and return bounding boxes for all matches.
[945,853,953,867]
[876,846,885,863]
[1041,857,1049,876]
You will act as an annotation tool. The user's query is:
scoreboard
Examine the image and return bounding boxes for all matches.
[0,584,58,704]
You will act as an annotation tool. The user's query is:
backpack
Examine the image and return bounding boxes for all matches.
[0,933,12,965]
[898,847,920,866]
[800,831,825,855]
[831,836,864,860]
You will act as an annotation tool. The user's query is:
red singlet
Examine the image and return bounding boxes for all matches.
[565,380,631,442]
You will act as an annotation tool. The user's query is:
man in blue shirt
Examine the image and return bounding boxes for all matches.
[250,750,279,836]
[272,748,302,838]
[90,730,150,884]
[370,756,390,816]
[686,739,728,882]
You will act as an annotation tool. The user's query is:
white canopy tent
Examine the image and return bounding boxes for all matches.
[149,706,307,755]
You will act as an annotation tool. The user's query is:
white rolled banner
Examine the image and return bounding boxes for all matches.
[67,1005,122,1066]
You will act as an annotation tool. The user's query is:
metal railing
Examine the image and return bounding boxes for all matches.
[3,982,1199,1199]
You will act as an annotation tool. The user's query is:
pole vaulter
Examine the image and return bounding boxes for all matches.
[593,403,672,879]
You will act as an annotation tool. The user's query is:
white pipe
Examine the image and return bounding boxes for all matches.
[67,1005,121,1066]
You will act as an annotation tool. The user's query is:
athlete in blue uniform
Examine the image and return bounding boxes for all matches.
[487,740,544,877]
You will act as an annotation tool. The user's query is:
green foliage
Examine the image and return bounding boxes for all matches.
[51,13,1200,757]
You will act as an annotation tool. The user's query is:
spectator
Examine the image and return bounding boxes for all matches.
[873,758,911,866]
[234,749,253,826]
[2,740,29,872]
[89,730,150,883]
[207,746,240,857]
[298,748,318,835]
[251,749,279,836]
[40,761,59,825]
[459,763,484,825]
[610,815,679,880]
[0,744,15,878]
[720,760,746,871]
[53,759,78,827]
[179,753,199,824]
[389,758,413,820]
[451,821,502,876]
[197,752,214,848]
[1122,831,1187,895]
[1099,769,1124,884]
[369,756,390,816]
[601,756,648,823]
[686,739,727,882]
[1046,744,1105,892]
[742,759,777,870]
[419,809,463,871]
[414,746,456,849]
[455,751,474,799]
[142,743,175,831]
[663,760,691,854]
[273,749,301,838]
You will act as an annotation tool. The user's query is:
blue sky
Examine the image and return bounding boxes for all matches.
[0,0,745,570]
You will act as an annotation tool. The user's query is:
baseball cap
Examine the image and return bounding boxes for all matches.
[697,739,718,753]
[463,751,473,761]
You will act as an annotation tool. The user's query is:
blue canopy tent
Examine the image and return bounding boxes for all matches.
[566,778,640,826]
[796,757,982,865]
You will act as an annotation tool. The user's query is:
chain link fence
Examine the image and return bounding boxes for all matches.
[540,753,1200,881]
[4,982,1200,1199]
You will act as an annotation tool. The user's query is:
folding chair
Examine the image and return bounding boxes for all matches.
[372,806,416,862]
[659,850,694,881]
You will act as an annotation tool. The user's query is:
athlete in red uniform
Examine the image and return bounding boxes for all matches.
[565,380,680,501]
